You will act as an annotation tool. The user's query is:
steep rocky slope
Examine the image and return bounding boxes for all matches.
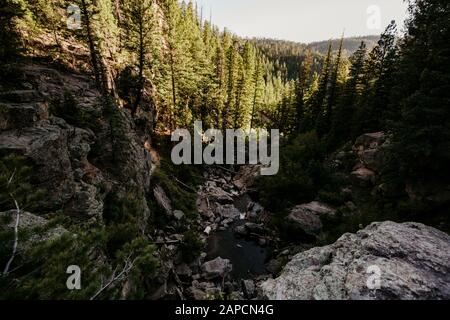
[0,63,152,223]
[0,63,159,299]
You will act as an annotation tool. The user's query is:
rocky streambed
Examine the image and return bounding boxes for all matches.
[152,132,450,300]
[156,165,316,300]
[206,220,268,280]
[150,164,295,300]
[190,166,275,299]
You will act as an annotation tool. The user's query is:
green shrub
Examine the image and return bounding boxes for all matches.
[0,218,160,299]
[0,227,109,299]
[103,191,142,224]
[151,158,203,221]
[0,154,44,212]
[116,237,159,299]
[0,0,25,64]
[257,131,327,213]
[180,230,203,263]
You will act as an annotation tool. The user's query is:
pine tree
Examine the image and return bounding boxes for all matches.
[222,39,238,131]
[197,21,218,127]
[212,34,226,128]
[232,41,254,128]
[325,37,344,120]
[77,0,108,93]
[276,82,295,134]
[294,52,313,133]
[389,0,450,201]
[182,1,205,124]
[159,0,183,128]
[122,0,155,116]
[354,21,398,135]
[316,37,344,137]
[0,0,25,65]
[328,41,367,148]
[250,54,264,129]
[307,42,332,132]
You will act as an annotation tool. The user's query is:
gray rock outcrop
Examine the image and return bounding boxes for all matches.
[153,185,173,216]
[0,64,153,223]
[260,221,450,300]
[0,121,104,218]
[350,132,388,186]
[286,202,336,237]
[201,257,233,280]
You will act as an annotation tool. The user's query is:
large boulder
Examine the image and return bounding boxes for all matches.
[206,186,233,204]
[153,185,173,216]
[188,281,222,300]
[65,182,104,218]
[242,279,256,299]
[91,107,152,194]
[197,194,214,219]
[88,107,152,225]
[353,132,386,151]
[201,257,233,280]
[353,132,388,173]
[0,124,75,209]
[285,202,336,237]
[233,165,261,191]
[0,210,67,248]
[215,204,241,220]
[260,221,450,300]
[351,167,377,186]
[0,121,104,219]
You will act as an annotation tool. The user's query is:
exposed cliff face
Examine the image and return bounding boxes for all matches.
[260,221,450,300]
[344,132,388,192]
[0,63,152,223]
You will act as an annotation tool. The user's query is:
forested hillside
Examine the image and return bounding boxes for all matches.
[0,0,449,300]
[257,2,450,237]
[1,0,294,129]
[250,36,379,80]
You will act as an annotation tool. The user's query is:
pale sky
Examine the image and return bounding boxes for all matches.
[195,0,409,43]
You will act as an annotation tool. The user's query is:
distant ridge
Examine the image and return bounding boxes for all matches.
[251,35,380,56]
[250,35,380,80]
[307,35,380,55]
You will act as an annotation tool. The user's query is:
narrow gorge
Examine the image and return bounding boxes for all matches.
[1,0,449,301]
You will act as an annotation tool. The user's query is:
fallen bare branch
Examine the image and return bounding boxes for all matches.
[216,165,235,174]
[171,175,197,193]
[7,169,16,187]
[3,197,21,275]
[90,254,135,300]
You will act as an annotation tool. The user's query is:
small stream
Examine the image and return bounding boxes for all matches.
[206,194,269,280]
